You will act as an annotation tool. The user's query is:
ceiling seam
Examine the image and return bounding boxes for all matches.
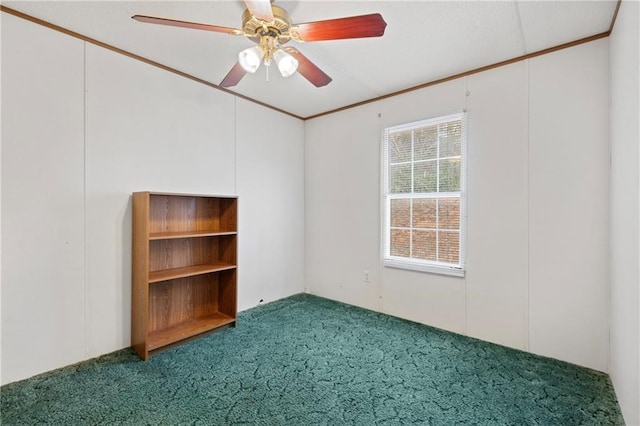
[514,1,528,55]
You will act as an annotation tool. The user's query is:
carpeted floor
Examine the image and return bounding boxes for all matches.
[1,293,624,425]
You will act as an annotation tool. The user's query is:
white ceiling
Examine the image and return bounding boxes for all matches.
[2,1,618,118]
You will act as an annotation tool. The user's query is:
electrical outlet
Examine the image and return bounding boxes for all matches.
[363,270,371,283]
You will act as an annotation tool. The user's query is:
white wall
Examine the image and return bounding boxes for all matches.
[305,39,610,372]
[304,102,383,313]
[2,12,86,384]
[1,13,305,384]
[528,41,609,371]
[236,98,305,311]
[465,62,529,349]
[609,1,640,424]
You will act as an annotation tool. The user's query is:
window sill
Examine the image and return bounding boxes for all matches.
[383,258,465,277]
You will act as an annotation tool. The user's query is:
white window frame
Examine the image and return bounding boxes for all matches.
[382,112,467,277]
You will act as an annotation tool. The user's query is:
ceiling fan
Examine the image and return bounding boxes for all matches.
[132,0,387,88]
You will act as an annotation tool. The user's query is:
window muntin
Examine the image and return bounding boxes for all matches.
[383,113,465,275]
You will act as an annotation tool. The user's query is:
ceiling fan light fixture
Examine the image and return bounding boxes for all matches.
[238,46,264,73]
[274,48,299,78]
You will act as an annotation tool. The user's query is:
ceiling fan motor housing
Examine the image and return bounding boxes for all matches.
[242,5,292,45]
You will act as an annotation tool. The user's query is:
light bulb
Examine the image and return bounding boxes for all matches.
[238,46,264,73]
[274,49,299,78]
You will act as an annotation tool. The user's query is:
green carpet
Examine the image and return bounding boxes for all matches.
[1,294,624,425]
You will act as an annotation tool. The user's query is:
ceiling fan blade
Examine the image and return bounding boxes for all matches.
[220,62,248,88]
[243,0,274,22]
[292,13,387,42]
[132,15,242,35]
[284,47,332,87]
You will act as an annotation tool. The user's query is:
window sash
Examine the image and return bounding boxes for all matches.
[382,112,466,274]
[384,196,462,266]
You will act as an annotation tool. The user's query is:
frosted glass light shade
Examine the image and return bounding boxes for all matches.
[274,49,299,77]
[238,46,264,73]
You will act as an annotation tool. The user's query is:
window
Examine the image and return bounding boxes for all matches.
[382,113,466,276]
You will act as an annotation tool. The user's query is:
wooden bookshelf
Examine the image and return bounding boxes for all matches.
[132,192,238,360]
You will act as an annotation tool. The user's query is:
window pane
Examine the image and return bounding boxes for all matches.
[438,231,460,264]
[439,121,462,158]
[413,161,437,193]
[390,164,412,193]
[414,126,437,161]
[439,158,461,192]
[389,131,412,163]
[412,198,436,229]
[390,199,410,228]
[390,229,410,257]
[412,230,436,261]
[438,198,460,230]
